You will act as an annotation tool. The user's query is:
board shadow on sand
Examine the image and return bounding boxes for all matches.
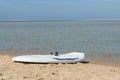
[13,60,90,64]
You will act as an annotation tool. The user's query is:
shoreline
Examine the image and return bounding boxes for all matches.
[0,51,120,67]
[0,54,120,80]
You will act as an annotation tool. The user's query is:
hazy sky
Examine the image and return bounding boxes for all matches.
[0,0,120,21]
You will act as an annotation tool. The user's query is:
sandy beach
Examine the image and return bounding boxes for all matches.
[0,54,120,80]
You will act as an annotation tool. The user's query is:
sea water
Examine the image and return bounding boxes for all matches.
[0,20,120,63]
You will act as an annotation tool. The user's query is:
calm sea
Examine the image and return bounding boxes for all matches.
[0,20,120,63]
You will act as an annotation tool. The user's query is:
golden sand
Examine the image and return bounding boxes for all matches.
[0,54,120,80]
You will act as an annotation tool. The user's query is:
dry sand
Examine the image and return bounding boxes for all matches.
[0,54,120,80]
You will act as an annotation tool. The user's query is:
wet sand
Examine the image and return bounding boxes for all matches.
[0,54,120,80]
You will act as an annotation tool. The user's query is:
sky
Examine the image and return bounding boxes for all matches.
[0,0,120,21]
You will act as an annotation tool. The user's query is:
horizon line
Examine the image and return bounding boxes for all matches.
[0,19,120,22]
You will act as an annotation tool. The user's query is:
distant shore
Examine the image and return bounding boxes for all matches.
[0,19,120,22]
[0,53,120,80]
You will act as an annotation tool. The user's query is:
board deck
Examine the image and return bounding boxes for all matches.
[12,52,85,63]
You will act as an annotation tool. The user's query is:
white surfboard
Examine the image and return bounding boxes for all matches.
[12,52,85,63]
